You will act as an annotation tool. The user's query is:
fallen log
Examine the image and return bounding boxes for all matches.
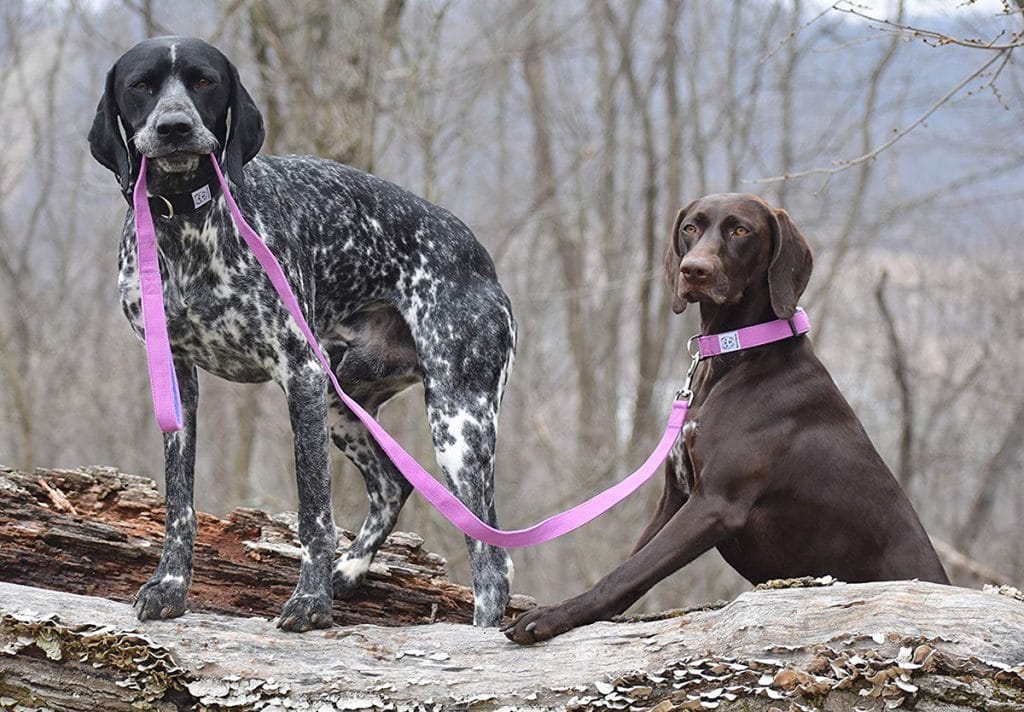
[2,580,1023,710]
[0,465,534,626]
[1,465,1023,711]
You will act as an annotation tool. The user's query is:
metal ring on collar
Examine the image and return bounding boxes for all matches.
[686,334,701,360]
[155,195,173,219]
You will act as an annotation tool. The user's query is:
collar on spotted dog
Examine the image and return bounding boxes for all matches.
[122,156,222,218]
[676,309,811,400]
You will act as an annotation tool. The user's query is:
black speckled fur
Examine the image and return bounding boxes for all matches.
[94,37,515,631]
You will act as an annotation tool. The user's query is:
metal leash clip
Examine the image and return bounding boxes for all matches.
[675,334,702,401]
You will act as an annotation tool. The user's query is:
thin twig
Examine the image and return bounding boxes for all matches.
[38,479,79,516]
[835,3,1024,51]
[759,3,832,64]
[745,48,1009,184]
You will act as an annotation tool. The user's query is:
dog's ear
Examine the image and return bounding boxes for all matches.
[664,201,695,314]
[767,208,813,319]
[222,59,265,187]
[88,66,134,194]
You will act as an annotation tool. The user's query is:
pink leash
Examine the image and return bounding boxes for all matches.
[133,156,183,432]
[133,154,809,547]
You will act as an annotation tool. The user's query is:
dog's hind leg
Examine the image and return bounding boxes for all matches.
[135,359,198,621]
[326,307,420,599]
[417,299,516,627]
[423,375,513,627]
[328,394,414,599]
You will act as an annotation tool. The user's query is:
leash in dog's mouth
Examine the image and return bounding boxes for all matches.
[134,154,221,219]
[131,154,810,547]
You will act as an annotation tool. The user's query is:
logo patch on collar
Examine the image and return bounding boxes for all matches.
[718,331,741,353]
[191,184,212,209]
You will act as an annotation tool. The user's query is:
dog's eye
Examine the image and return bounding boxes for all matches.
[194,78,212,90]
[132,81,151,93]
[733,226,750,237]
[682,224,698,235]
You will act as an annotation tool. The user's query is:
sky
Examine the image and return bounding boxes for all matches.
[813,0,1012,17]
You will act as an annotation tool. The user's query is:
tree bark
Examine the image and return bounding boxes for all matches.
[0,465,533,628]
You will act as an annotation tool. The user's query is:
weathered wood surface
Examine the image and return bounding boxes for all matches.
[2,465,1024,710]
[0,465,534,626]
[2,580,1023,711]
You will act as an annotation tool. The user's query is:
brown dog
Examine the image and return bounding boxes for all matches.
[504,193,948,645]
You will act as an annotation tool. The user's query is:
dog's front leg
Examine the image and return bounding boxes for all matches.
[135,359,198,621]
[504,491,741,644]
[277,360,336,632]
[629,447,691,556]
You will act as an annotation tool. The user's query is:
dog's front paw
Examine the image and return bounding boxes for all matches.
[277,592,333,632]
[501,603,580,645]
[134,573,188,621]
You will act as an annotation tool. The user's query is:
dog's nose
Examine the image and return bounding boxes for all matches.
[680,257,714,282]
[156,113,194,139]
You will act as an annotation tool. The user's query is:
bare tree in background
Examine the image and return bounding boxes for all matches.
[1,0,1021,611]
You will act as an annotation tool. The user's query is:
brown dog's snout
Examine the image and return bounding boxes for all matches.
[680,255,715,283]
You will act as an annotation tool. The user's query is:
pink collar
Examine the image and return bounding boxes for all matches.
[694,308,810,359]
[676,309,810,401]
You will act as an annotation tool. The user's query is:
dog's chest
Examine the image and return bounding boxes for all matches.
[119,215,283,382]
[678,418,701,488]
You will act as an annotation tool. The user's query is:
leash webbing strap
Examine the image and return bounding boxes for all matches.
[132,155,808,548]
[131,154,813,548]
[205,156,689,548]
[134,155,183,432]
[131,154,689,548]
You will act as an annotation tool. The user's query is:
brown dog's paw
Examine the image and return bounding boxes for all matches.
[501,604,577,645]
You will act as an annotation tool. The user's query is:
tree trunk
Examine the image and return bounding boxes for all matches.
[957,399,1024,553]
[521,8,600,459]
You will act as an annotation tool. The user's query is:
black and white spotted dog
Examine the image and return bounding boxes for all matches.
[88,36,516,631]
